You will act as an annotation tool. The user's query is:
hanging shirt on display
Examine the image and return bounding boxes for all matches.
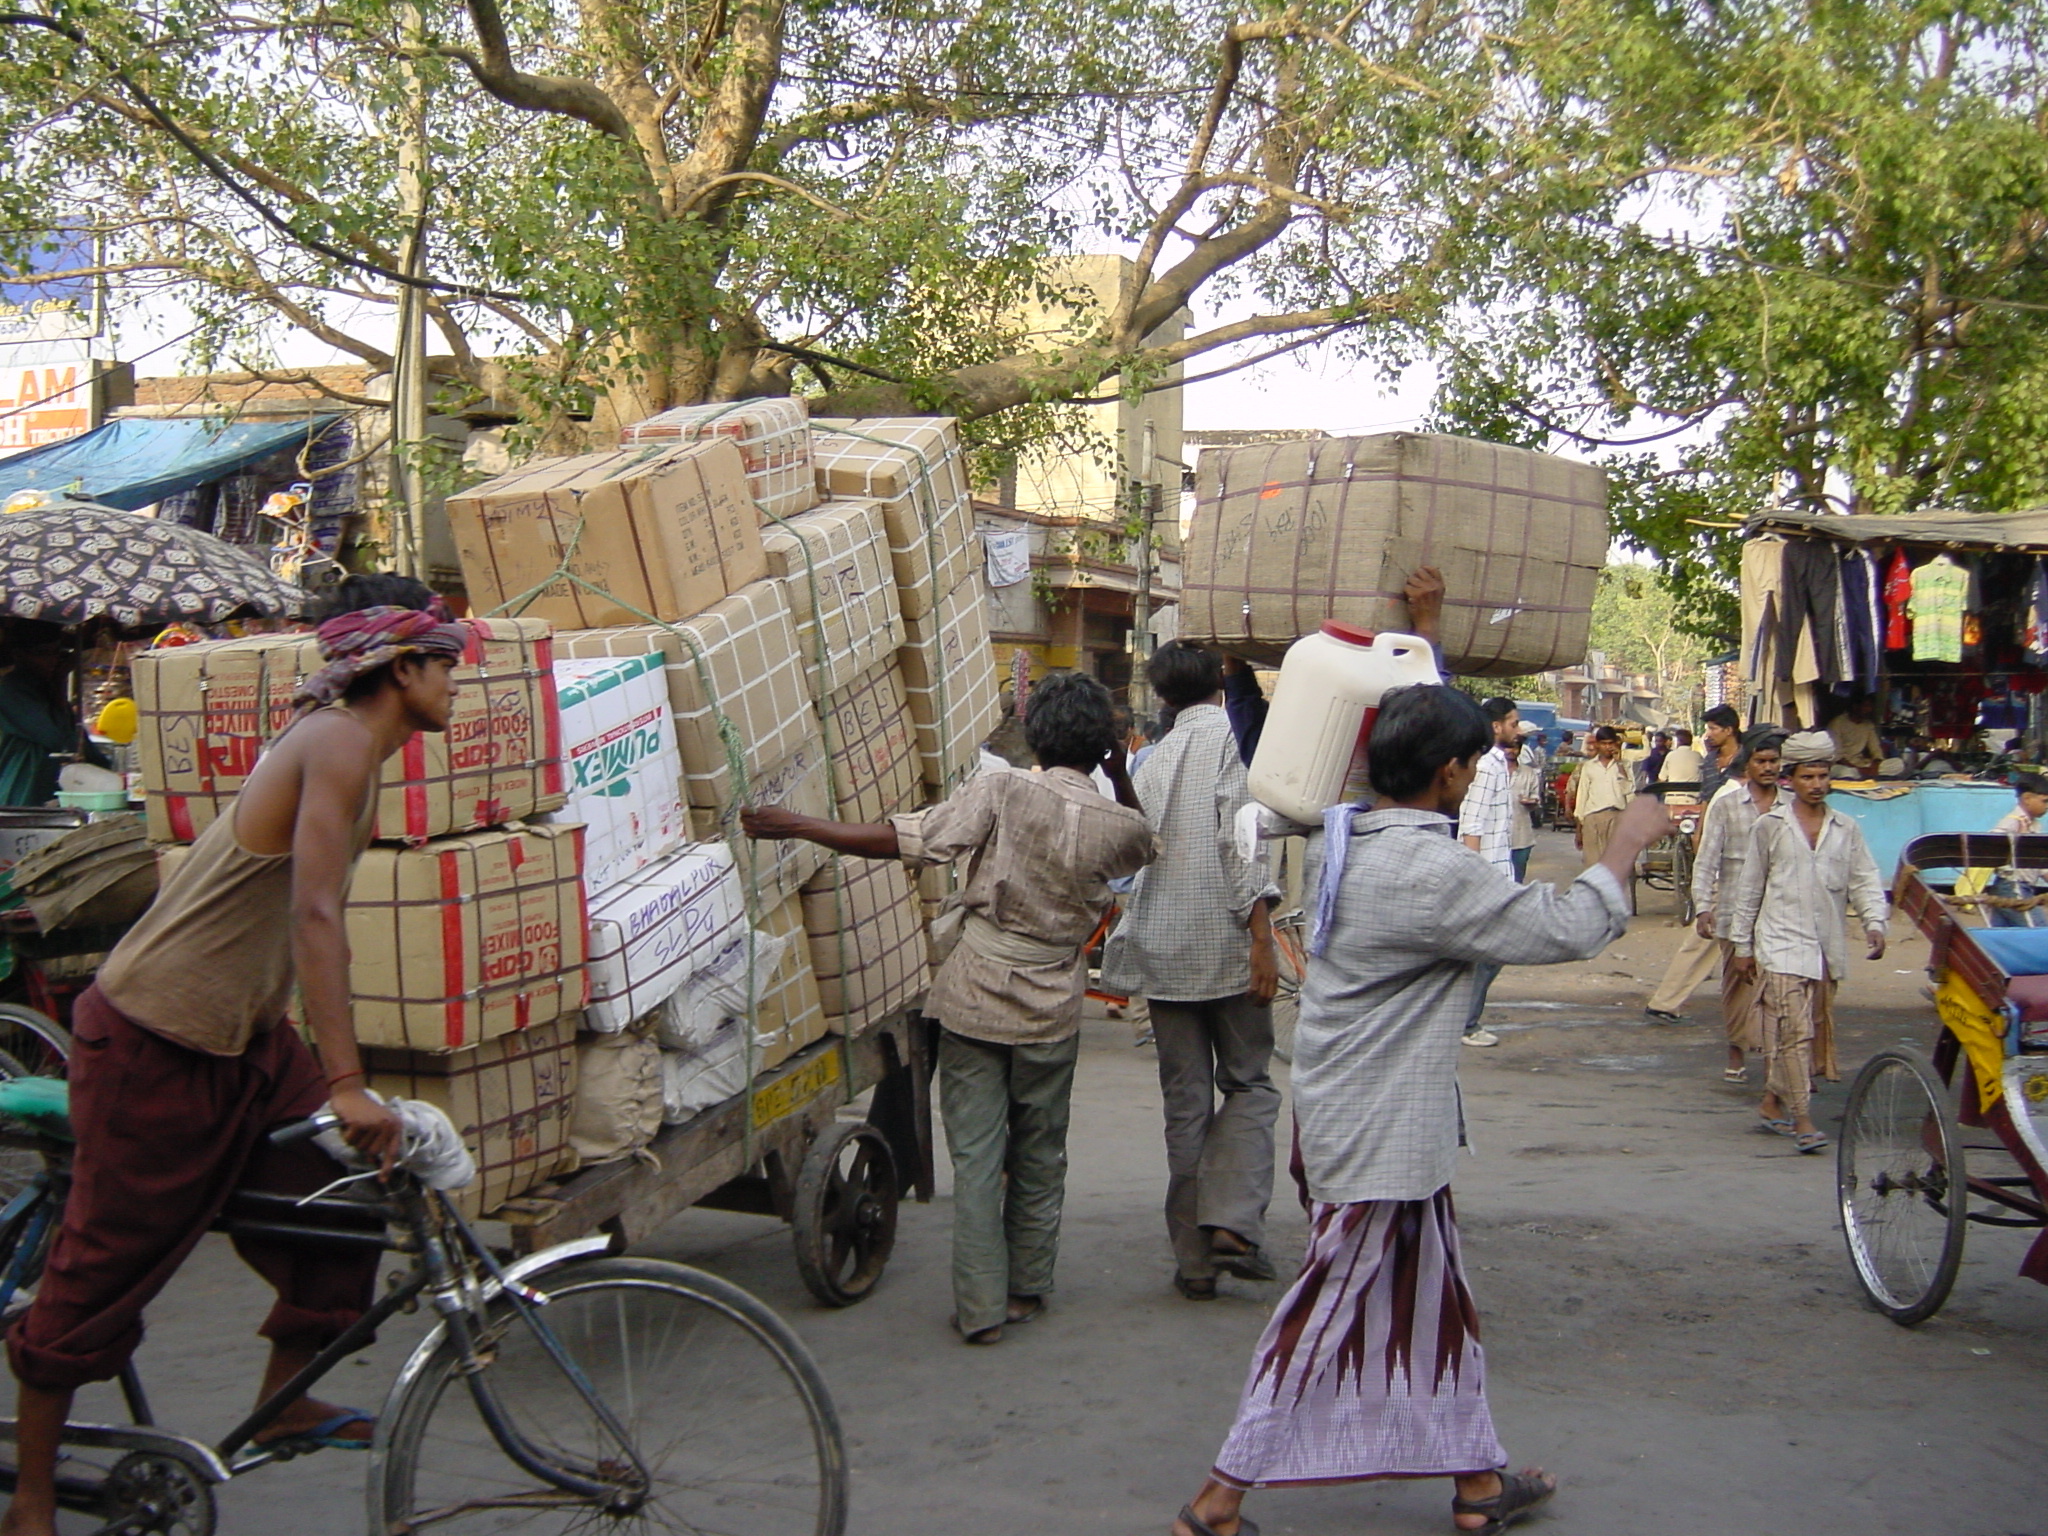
[1884,548,1912,651]
[1839,548,1883,687]
[1910,554,1969,663]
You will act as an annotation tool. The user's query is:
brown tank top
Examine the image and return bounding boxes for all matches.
[98,725,377,1057]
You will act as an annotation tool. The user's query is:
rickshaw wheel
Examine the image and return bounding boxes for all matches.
[1838,1048,1968,1325]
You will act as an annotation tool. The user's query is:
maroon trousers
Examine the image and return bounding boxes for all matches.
[7,986,379,1394]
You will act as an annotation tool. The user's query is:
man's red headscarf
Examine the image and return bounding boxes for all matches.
[292,605,469,710]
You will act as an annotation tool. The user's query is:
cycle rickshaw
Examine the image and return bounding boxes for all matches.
[1837,832,2048,1324]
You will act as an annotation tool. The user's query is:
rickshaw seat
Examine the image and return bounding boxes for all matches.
[1966,927,2048,979]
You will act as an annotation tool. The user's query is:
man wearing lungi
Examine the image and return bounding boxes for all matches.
[1688,728,1784,1082]
[2,599,464,1536]
[1173,685,1674,1536]
[1724,731,1888,1155]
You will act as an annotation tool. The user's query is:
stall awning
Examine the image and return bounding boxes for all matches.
[1748,506,2048,553]
[0,415,342,512]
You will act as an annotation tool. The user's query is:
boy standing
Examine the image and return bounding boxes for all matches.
[1725,732,1888,1153]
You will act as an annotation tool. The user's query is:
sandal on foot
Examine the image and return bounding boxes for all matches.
[950,1315,1003,1344]
[253,1407,374,1454]
[1006,1295,1045,1326]
[1177,1504,1259,1536]
[1174,1275,1218,1300]
[1722,1067,1749,1083]
[1210,1244,1277,1283]
[1755,1112,1794,1135]
[1794,1131,1830,1154]
[1452,1469,1556,1534]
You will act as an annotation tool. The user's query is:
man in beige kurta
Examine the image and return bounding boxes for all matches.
[744,671,1154,1341]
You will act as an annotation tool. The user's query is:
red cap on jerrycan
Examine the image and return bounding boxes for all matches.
[1319,619,1376,646]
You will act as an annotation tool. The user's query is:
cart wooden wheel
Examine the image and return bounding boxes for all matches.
[1838,1048,1968,1325]
[793,1121,898,1307]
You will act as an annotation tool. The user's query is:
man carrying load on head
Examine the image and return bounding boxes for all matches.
[2,596,464,1536]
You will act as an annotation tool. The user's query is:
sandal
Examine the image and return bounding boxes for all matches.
[251,1407,374,1455]
[1209,1237,1277,1283]
[949,1315,1003,1345]
[1722,1067,1748,1084]
[1755,1112,1794,1135]
[1794,1131,1829,1154]
[1177,1504,1260,1536]
[1452,1469,1556,1534]
[1174,1275,1218,1300]
[1006,1294,1045,1326]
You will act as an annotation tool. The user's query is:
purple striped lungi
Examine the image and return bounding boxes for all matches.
[1212,1189,1506,1487]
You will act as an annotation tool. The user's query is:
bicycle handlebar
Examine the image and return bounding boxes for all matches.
[269,1111,338,1147]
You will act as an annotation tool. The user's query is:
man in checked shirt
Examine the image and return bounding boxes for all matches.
[1103,642,1282,1298]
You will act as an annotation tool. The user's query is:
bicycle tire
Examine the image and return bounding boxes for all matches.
[0,1005,69,1077]
[375,1255,849,1536]
[1837,1048,1968,1325]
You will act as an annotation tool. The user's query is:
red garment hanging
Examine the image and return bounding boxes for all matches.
[1884,548,1912,650]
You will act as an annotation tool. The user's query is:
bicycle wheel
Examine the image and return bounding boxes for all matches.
[0,1005,68,1078]
[1267,916,1307,1065]
[1838,1048,1968,1325]
[376,1256,849,1535]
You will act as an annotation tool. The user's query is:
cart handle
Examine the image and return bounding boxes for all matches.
[1900,832,2048,872]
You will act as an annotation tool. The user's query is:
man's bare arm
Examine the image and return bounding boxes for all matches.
[742,804,901,858]
[289,738,401,1166]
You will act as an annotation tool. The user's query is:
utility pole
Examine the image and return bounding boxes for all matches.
[1129,419,1158,718]
[388,3,430,578]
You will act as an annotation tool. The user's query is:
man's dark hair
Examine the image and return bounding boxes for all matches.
[1560,731,1575,744]
[316,572,438,622]
[1734,728,1785,771]
[1481,695,1517,724]
[1147,641,1224,709]
[2016,772,2048,798]
[1024,671,1118,771]
[1703,705,1739,731]
[1365,685,1491,800]
[1591,725,1621,743]
[1674,729,1693,745]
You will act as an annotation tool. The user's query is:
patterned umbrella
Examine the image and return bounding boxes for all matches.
[0,498,308,628]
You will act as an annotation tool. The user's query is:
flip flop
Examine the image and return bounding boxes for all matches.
[1177,1504,1260,1536]
[949,1314,1003,1345]
[1794,1131,1830,1154]
[1006,1295,1045,1326]
[1451,1468,1556,1534]
[1755,1113,1795,1136]
[1722,1067,1749,1084]
[254,1407,375,1455]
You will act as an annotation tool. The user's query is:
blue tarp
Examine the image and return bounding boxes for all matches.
[0,415,341,511]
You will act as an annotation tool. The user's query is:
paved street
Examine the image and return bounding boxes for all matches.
[76,830,2048,1535]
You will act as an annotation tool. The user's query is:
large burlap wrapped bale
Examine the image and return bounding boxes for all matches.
[568,1024,664,1165]
[134,618,564,845]
[1180,433,1607,676]
[761,499,906,695]
[810,418,976,621]
[363,1015,578,1218]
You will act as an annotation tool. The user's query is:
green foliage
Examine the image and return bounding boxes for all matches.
[1591,564,1717,718]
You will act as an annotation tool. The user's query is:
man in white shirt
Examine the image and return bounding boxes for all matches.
[1455,698,1519,1047]
[1570,726,1635,868]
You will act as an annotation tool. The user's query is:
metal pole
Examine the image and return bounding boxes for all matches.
[1130,421,1157,718]
[389,4,429,578]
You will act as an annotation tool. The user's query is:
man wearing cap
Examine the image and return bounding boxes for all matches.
[1568,726,1634,869]
[2,598,464,1536]
[1725,731,1888,1155]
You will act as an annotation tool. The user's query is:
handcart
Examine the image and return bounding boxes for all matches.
[497,1009,934,1308]
[1838,833,2048,1324]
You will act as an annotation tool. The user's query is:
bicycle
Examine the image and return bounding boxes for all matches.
[0,1049,849,1536]
[1266,910,1308,1065]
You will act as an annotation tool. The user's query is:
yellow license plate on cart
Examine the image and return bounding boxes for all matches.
[751,1050,841,1129]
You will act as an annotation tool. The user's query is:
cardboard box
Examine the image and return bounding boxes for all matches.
[754,893,827,1070]
[687,744,829,909]
[346,822,588,1052]
[898,575,1001,795]
[584,842,748,1034]
[363,1015,578,1219]
[556,581,819,813]
[811,419,977,620]
[761,500,905,695]
[134,619,565,845]
[801,857,928,1035]
[544,653,687,898]
[621,399,817,521]
[821,660,921,822]
[446,441,767,631]
[1180,433,1608,676]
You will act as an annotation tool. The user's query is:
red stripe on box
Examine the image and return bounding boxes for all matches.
[168,794,195,843]
[439,849,466,1050]
[536,638,565,798]
[401,734,429,840]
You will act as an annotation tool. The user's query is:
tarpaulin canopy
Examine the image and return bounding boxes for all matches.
[1748,506,2048,553]
[0,415,341,512]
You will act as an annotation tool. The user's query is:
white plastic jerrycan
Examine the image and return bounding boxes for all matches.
[1246,622,1440,823]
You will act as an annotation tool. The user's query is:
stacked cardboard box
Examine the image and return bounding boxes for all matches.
[800,857,928,1035]
[132,618,565,845]
[544,653,687,899]
[762,500,905,694]
[622,400,817,522]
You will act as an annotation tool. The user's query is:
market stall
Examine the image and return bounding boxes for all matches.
[1741,507,2048,874]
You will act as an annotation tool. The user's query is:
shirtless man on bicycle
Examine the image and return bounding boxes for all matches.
[1,594,465,1536]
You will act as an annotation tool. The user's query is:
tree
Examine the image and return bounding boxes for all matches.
[1590,565,1714,721]
[0,0,1564,444]
[1427,0,2048,642]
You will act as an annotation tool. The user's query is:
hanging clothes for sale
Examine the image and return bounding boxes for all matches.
[1740,538,1789,724]
[1778,537,1843,687]
[1839,547,1884,687]
[1884,547,1912,650]
[2025,560,2048,664]
[1961,555,1986,654]
[1910,554,1969,663]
